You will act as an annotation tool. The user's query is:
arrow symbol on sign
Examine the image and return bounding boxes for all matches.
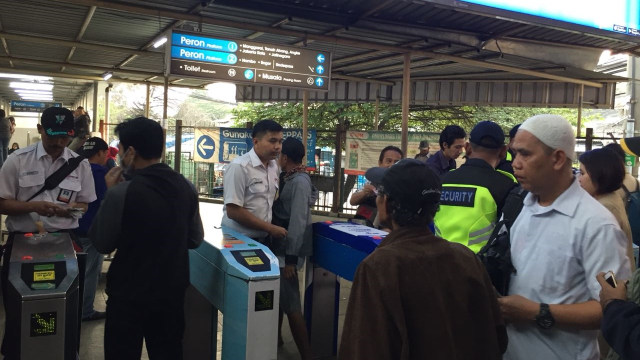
[198,138,213,153]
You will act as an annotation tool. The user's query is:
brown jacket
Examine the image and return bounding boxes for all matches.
[339,227,507,360]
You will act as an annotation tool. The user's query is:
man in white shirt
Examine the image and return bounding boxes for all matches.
[221,120,287,241]
[498,114,631,360]
[0,106,96,358]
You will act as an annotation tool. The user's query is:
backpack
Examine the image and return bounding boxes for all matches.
[477,186,528,296]
[622,180,640,247]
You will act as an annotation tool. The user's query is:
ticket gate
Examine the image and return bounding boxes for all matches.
[305,221,387,358]
[6,232,81,360]
[184,227,280,360]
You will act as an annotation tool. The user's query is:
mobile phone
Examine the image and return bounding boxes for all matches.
[604,271,617,288]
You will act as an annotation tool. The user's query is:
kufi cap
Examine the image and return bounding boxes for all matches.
[519,114,575,160]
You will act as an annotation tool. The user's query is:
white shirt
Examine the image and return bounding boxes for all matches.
[221,148,279,239]
[0,142,96,233]
[505,178,631,360]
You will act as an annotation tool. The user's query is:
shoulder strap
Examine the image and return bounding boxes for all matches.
[26,155,86,202]
[501,186,528,229]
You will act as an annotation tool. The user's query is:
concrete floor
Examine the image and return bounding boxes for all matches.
[0,203,352,360]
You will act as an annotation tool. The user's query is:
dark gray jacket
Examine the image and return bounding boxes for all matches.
[272,171,318,266]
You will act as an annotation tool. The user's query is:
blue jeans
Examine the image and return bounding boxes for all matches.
[78,236,105,318]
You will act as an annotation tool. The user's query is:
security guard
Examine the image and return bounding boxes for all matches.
[434,121,518,253]
[0,106,96,358]
[497,124,520,175]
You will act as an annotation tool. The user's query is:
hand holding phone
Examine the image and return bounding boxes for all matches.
[604,271,617,288]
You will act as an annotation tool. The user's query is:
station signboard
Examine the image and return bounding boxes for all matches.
[168,31,331,91]
[10,100,62,113]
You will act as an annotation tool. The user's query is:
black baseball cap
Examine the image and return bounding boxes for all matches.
[469,121,505,149]
[79,137,108,158]
[365,159,441,215]
[41,106,75,137]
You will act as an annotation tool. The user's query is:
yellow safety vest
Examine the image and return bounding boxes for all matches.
[506,151,513,162]
[434,184,497,253]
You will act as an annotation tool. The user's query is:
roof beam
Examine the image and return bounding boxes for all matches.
[115,1,211,68]
[49,0,604,88]
[0,66,205,89]
[0,32,155,57]
[62,6,97,71]
[2,56,162,77]
[331,74,394,86]
[245,17,290,40]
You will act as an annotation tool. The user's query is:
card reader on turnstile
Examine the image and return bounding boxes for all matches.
[6,232,80,360]
[305,221,386,358]
[184,227,279,360]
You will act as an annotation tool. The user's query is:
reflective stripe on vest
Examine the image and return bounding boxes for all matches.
[496,169,518,183]
[434,183,497,253]
[506,151,513,162]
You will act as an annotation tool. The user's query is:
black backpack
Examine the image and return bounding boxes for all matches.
[477,186,528,296]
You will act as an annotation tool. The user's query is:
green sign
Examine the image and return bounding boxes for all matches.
[625,153,636,167]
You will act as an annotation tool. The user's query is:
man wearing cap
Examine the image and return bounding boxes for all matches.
[272,137,316,360]
[497,124,521,175]
[498,114,631,360]
[426,125,467,178]
[0,106,96,358]
[76,137,109,321]
[433,121,518,253]
[414,140,430,162]
[221,119,287,242]
[339,159,507,359]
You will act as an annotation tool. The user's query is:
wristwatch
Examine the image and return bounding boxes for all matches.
[535,303,555,329]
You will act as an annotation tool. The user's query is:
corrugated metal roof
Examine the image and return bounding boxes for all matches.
[0,0,635,107]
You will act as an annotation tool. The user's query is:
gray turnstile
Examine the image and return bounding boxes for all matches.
[6,232,80,360]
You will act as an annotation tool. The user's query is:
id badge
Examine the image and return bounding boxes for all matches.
[57,189,74,204]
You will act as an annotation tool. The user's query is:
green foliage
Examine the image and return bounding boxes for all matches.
[232,102,606,139]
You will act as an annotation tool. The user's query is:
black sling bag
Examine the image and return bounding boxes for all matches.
[477,186,528,296]
[26,155,86,202]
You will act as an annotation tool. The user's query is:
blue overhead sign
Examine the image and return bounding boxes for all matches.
[10,100,62,113]
[168,31,331,91]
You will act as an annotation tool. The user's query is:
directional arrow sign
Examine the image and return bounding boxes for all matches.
[196,135,216,159]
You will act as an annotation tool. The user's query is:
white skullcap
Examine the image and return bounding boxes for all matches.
[518,114,576,160]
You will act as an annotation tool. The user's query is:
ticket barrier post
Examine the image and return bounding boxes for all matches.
[183,227,280,360]
[304,221,386,358]
[6,233,81,360]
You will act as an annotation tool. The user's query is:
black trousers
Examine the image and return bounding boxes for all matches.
[104,296,186,360]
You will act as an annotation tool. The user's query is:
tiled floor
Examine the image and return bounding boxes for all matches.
[0,203,352,360]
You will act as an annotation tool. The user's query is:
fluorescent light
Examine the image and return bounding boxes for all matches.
[15,92,53,97]
[20,95,53,101]
[0,73,52,81]
[102,72,113,81]
[153,37,167,48]
[10,82,53,91]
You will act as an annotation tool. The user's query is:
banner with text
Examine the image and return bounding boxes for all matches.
[193,127,317,168]
[344,131,439,175]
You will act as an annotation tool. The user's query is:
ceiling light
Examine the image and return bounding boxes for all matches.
[20,95,53,101]
[15,91,53,97]
[10,82,53,91]
[0,73,51,81]
[102,72,113,81]
[153,37,168,48]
